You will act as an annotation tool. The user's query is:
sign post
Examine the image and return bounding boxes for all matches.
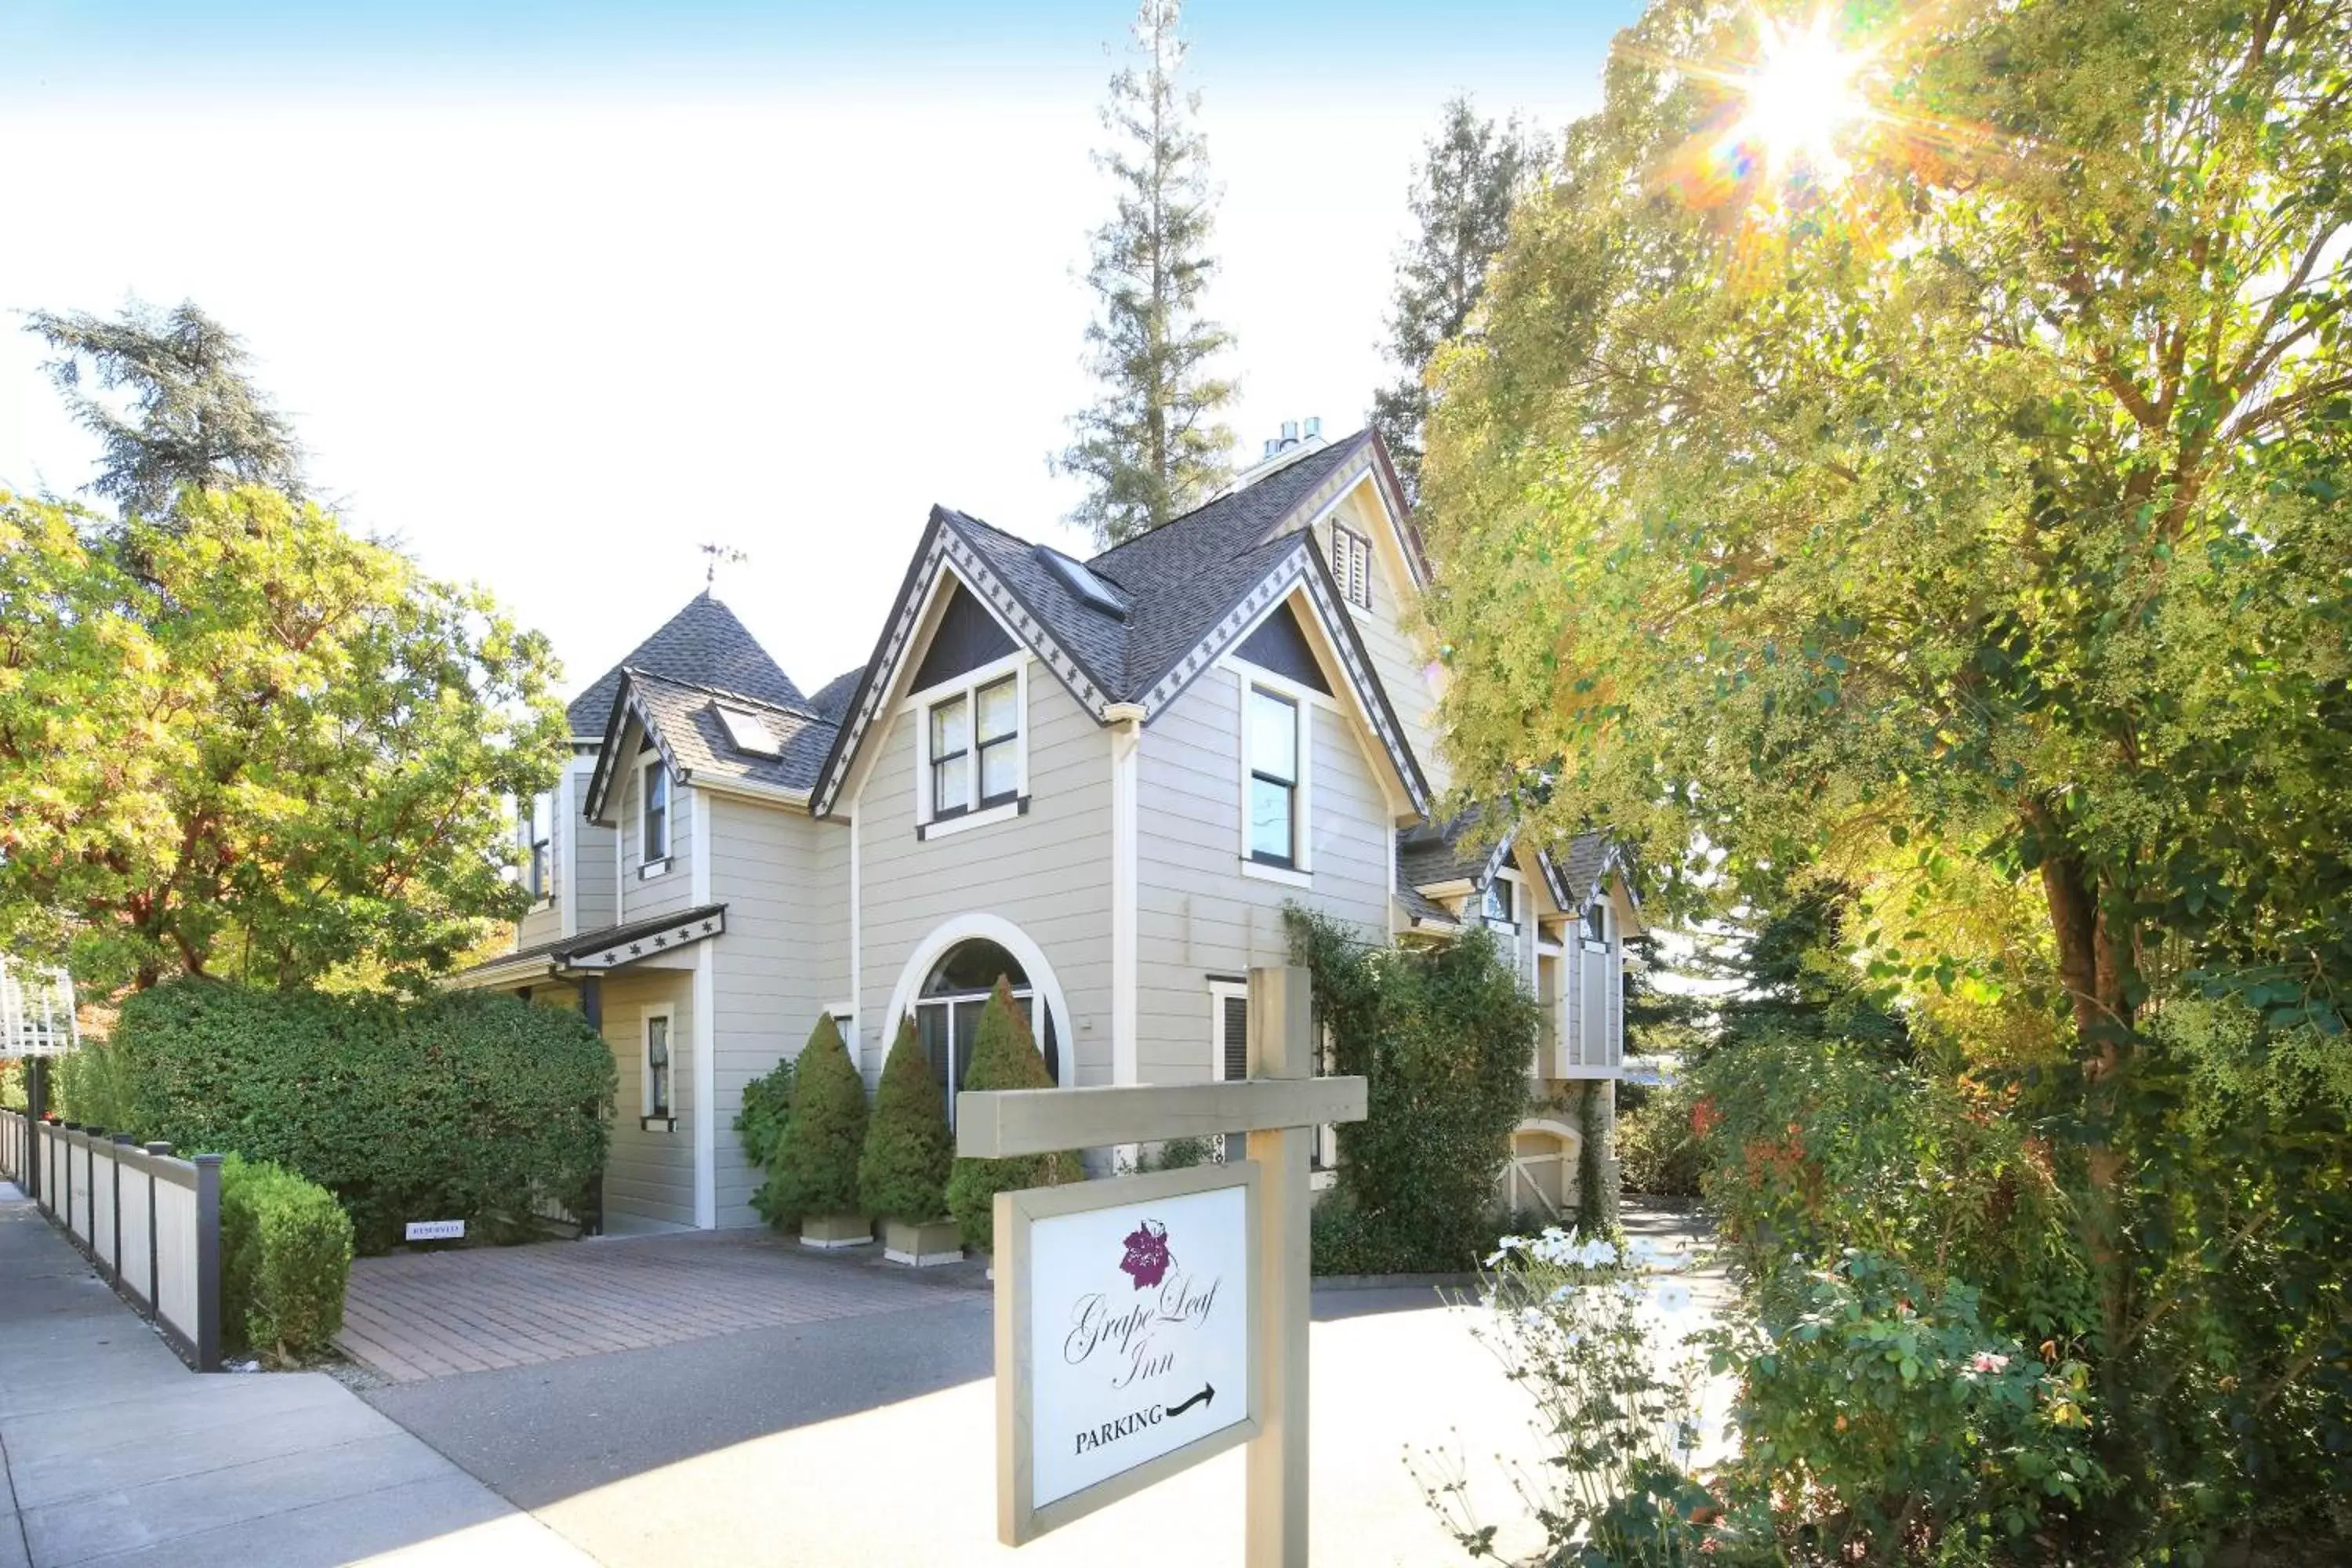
[960,965,1360,1568]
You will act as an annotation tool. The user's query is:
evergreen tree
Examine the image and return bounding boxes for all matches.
[763,1014,867,1225]
[1368,98,1538,499]
[1054,0,1236,546]
[944,979,1080,1251]
[858,1015,954,1224]
[27,301,304,517]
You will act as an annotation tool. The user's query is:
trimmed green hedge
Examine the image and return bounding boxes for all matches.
[764,1014,866,1225]
[860,1015,953,1223]
[103,980,615,1253]
[220,1154,354,1362]
[946,981,1078,1252]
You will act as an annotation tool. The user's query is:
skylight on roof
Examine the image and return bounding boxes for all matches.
[715,705,782,758]
[1034,546,1128,619]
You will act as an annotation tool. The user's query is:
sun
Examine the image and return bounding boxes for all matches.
[1733,10,1871,180]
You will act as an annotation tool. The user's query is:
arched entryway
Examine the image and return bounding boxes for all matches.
[885,915,1070,1123]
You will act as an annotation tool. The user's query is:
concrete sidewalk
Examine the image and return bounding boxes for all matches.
[0,1184,595,1567]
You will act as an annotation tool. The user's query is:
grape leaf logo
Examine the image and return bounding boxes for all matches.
[1119,1218,1173,1289]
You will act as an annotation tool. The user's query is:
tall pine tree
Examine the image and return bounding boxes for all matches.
[1369,98,1538,499]
[1055,0,1236,547]
[28,301,305,519]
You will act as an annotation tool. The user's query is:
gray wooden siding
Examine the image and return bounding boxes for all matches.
[597,968,697,1229]
[616,759,696,926]
[855,663,1114,1087]
[1133,663,1392,1086]
[706,793,851,1229]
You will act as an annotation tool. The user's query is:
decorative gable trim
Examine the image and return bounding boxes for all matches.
[811,512,1112,818]
[584,670,684,824]
[1147,540,1432,817]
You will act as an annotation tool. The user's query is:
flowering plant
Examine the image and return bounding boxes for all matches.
[1420,1225,1747,1566]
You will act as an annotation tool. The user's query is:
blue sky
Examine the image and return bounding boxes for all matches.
[1,1,1640,696]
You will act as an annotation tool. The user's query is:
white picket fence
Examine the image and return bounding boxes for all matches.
[0,1108,221,1370]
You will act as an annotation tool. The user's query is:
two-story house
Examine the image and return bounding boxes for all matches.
[453,426,1634,1233]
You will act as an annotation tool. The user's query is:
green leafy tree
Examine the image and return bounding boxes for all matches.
[1421,0,2352,1537]
[0,486,564,991]
[27,301,303,517]
[945,979,1078,1251]
[858,1014,954,1224]
[1369,96,1540,499]
[1054,0,1236,546]
[764,1014,867,1226]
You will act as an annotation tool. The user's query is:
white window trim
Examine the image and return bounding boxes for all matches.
[1483,868,1523,936]
[641,1004,677,1131]
[1229,663,1320,885]
[907,651,1032,832]
[641,758,672,869]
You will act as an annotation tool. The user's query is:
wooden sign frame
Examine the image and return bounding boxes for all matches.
[994,1160,1265,1545]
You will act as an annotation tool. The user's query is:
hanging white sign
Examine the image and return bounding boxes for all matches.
[995,1162,1261,1544]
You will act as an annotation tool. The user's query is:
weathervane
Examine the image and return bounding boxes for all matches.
[698,542,749,591]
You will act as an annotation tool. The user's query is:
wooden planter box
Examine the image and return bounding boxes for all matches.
[883,1218,963,1267]
[798,1213,872,1250]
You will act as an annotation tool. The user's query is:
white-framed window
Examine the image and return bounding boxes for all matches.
[641,1006,676,1129]
[1247,686,1301,867]
[1331,524,1373,611]
[517,792,553,903]
[1481,871,1519,931]
[912,654,1029,837]
[1209,979,1248,1164]
[641,760,670,865]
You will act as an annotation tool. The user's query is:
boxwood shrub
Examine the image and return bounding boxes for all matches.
[105,979,615,1253]
[220,1154,354,1362]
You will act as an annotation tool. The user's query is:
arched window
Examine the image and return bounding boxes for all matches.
[915,938,1060,1123]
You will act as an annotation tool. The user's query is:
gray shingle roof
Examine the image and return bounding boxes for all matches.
[566,594,804,735]
[807,666,866,724]
[1548,831,1617,907]
[623,670,838,795]
[1399,811,1510,892]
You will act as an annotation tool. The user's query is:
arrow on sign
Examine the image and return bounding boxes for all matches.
[1165,1384,1214,1419]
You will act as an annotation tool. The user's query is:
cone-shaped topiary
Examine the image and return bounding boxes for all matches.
[946,978,1080,1251]
[858,1014,954,1224]
[764,1013,867,1227]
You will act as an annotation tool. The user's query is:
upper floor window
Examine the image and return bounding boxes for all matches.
[1332,525,1373,611]
[518,793,553,902]
[1482,873,1517,929]
[918,662,1025,831]
[642,760,670,863]
[1247,687,1301,867]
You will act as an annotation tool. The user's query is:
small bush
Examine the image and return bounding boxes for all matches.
[220,1154,354,1363]
[1613,1077,1705,1197]
[859,1015,953,1224]
[946,980,1079,1252]
[734,1055,794,1174]
[1720,1250,2104,1558]
[764,1014,866,1226]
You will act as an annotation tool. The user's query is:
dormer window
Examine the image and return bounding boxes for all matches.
[915,657,1029,837]
[642,760,670,863]
[1332,525,1373,611]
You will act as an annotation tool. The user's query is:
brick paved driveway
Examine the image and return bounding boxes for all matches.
[336,1229,983,1383]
